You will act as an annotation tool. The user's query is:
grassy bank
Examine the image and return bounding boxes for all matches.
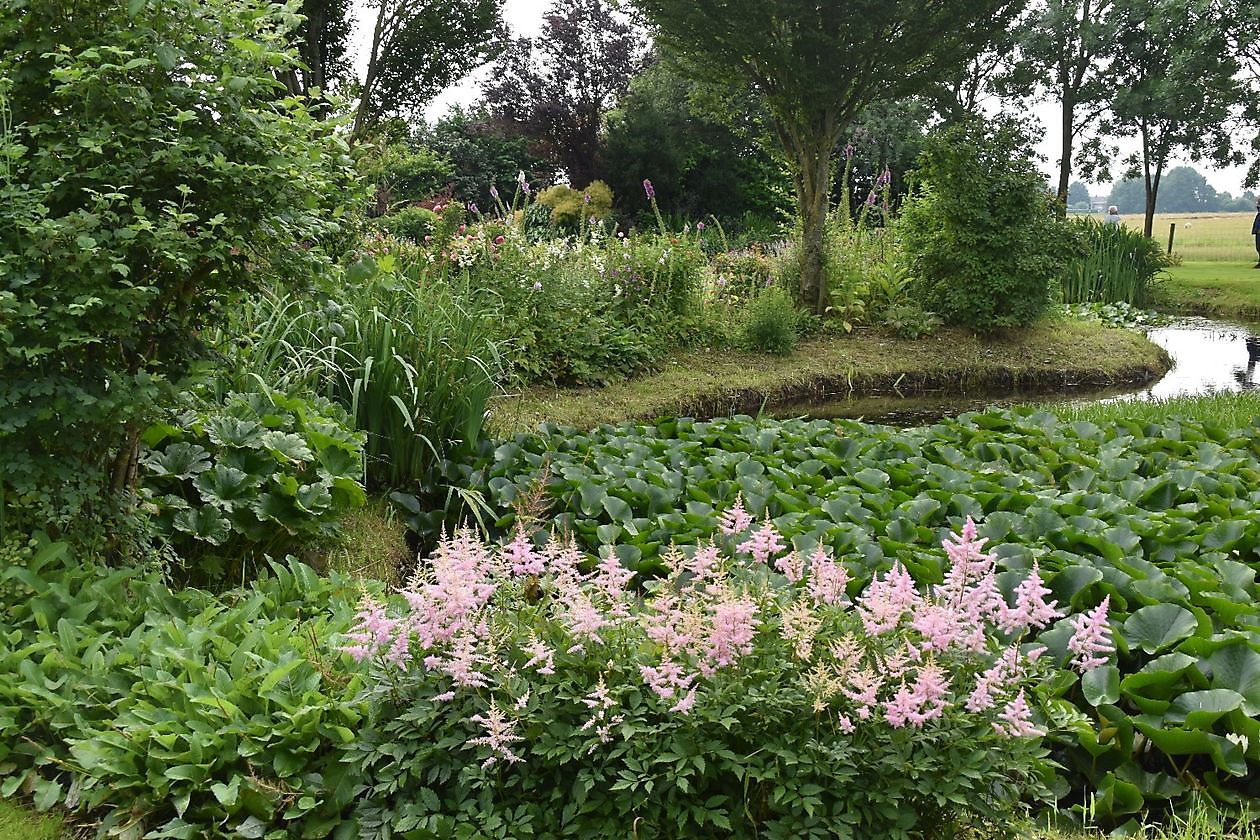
[0,800,70,840]
[1117,211,1257,262]
[1154,261,1260,320]
[491,317,1170,433]
[1044,391,1260,428]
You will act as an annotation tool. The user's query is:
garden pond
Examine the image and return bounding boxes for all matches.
[779,316,1260,425]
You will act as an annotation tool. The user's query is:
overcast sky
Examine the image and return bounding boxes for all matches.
[350,0,1253,196]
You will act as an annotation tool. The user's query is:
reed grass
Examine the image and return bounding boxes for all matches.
[219,269,503,491]
[1061,218,1170,306]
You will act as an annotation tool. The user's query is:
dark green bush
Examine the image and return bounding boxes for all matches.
[138,386,366,583]
[0,0,354,538]
[378,205,439,243]
[899,121,1076,332]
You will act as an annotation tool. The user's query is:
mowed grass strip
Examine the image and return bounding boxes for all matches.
[491,317,1169,433]
[1155,262,1260,319]
[0,800,72,840]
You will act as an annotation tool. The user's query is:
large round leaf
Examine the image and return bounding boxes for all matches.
[1207,642,1260,716]
[1122,604,1198,655]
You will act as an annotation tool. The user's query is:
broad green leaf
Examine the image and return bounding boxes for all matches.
[1122,604,1198,654]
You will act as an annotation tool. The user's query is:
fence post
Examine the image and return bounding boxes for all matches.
[1167,223,1176,254]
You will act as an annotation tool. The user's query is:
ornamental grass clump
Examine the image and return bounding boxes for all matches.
[340,511,1113,839]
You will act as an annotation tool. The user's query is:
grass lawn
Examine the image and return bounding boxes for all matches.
[1155,261,1260,319]
[0,800,71,840]
[491,316,1170,433]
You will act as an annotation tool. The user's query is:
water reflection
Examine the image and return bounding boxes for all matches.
[1113,318,1259,401]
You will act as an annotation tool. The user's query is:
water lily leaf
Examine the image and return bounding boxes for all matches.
[1207,643,1260,715]
[1082,665,1120,707]
[1123,604,1198,654]
[1167,689,1244,730]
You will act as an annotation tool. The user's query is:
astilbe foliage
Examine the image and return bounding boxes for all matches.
[339,512,1114,839]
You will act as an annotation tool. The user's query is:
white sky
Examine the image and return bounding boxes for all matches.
[349,0,1254,196]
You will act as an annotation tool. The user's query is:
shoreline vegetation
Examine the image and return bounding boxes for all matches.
[492,317,1172,433]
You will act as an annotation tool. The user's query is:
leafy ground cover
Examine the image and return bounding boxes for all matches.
[1154,263,1260,320]
[468,408,1260,827]
[491,318,1170,433]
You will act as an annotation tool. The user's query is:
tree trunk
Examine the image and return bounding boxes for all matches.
[1057,90,1075,212]
[353,4,388,139]
[794,140,834,316]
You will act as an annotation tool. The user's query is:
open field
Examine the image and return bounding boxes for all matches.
[1116,211,1258,262]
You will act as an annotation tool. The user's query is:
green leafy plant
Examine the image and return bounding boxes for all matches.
[535,180,614,230]
[900,120,1078,331]
[1059,218,1172,306]
[342,519,1068,839]
[740,286,801,354]
[0,535,367,838]
[138,386,367,583]
[0,0,355,537]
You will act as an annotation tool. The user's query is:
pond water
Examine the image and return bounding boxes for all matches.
[777,317,1260,425]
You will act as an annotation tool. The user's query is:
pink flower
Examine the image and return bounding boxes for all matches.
[857,561,920,635]
[775,551,804,582]
[643,178,655,200]
[717,496,753,535]
[737,517,787,565]
[494,235,505,245]
[469,705,524,768]
[807,546,850,605]
[995,689,1043,737]
[707,598,758,667]
[524,637,555,675]
[502,527,544,576]
[671,687,697,714]
[340,596,403,664]
[998,562,1060,634]
[1068,596,1114,672]
[687,543,721,580]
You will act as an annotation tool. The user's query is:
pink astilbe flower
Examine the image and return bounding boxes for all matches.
[643,590,700,653]
[341,596,404,664]
[707,597,758,667]
[557,580,608,643]
[592,552,635,603]
[841,668,884,720]
[838,714,855,734]
[999,562,1061,634]
[687,542,722,581]
[502,527,544,576]
[1068,596,1114,672]
[937,516,998,606]
[995,689,1043,737]
[884,661,950,728]
[640,660,695,701]
[469,705,524,768]
[966,645,1022,712]
[438,633,490,688]
[910,601,965,653]
[524,636,556,676]
[858,561,920,634]
[717,496,754,536]
[775,551,805,582]
[807,546,850,606]
[671,686,698,714]
[543,535,584,580]
[580,678,625,746]
[738,517,787,565]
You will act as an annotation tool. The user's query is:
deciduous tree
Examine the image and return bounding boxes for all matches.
[482,0,645,188]
[354,0,503,137]
[633,0,1025,313]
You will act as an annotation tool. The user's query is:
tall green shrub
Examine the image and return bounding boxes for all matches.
[899,121,1076,331]
[0,0,355,536]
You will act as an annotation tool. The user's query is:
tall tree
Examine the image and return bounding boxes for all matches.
[1005,0,1118,208]
[1067,179,1092,208]
[354,0,504,137]
[632,0,1025,314]
[280,0,353,98]
[1106,0,1247,235]
[482,0,644,189]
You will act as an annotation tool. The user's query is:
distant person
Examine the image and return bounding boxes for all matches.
[1105,206,1122,225]
[1253,198,1260,268]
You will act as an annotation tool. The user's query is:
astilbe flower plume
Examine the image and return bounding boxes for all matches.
[717,496,753,536]
[738,517,788,565]
[998,561,1060,634]
[858,561,920,634]
[706,597,758,668]
[807,546,850,605]
[1068,595,1114,672]
[503,527,544,576]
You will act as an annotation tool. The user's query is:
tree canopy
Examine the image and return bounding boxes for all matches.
[632,0,1027,313]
